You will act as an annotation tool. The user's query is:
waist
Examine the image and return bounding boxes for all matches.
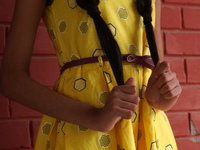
[60,54,154,75]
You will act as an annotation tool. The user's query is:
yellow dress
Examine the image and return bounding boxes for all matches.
[35,0,177,149]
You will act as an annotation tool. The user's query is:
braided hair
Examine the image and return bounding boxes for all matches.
[77,0,124,86]
[137,0,159,65]
[76,0,159,85]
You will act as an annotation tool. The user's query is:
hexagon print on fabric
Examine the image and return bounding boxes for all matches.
[98,134,111,148]
[67,0,77,9]
[103,71,112,84]
[42,122,52,136]
[78,125,88,132]
[79,21,89,35]
[128,44,138,55]
[74,78,86,92]
[131,112,137,123]
[139,85,147,99]
[165,144,173,150]
[150,141,158,150]
[58,20,67,33]
[133,64,139,73]
[61,122,66,135]
[57,120,61,133]
[108,23,116,36]
[117,145,125,150]
[92,49,105,57]
[117,7,129,20]
[144,45,150,55]
[151,108,156,122]
[99,91,108,105]
[71,54,80,61]
[49,28,56,40]
[45,140,51,150]
[61,51,67,64]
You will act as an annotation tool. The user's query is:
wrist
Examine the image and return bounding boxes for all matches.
[146,96,175,112]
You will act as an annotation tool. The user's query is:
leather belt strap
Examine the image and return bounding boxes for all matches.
[60,54,154,74]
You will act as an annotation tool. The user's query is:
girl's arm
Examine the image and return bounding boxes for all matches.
[0,0,139,132]
[145,0,182,111]
[0,0,97,130]
[145,61,182,111]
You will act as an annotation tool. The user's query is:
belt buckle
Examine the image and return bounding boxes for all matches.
[126,54,136,63]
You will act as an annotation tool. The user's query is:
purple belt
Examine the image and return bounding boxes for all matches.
[60,54,154,75]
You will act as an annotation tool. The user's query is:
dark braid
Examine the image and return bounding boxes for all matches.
[137,0,159,65]
[76,0,124,85]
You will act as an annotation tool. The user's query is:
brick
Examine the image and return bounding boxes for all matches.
[183,8,200,30]
[165,32,200,55]
[167,112,190,137]
[164,0,200,4]
[171,86,200,111]
[33,26,55,55]
[0,120,31,149]
[161,6,182,29]
[186,58,200,83]
[11,100,42,118]
[165,58,186,83]
[0,26,6,54]
[30,57,60,86]
[0,0,15,23]
[31,119,41,147]
[176,137,200,150]
[0,94,10,118]
[190,112,200,135]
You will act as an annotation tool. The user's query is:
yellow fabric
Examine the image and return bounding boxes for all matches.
[35,0,177,149]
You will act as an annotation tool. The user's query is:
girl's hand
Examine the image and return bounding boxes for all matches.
[95,78,140,132]
[145,61,182,111]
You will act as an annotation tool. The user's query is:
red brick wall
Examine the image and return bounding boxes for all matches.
[162,0,200,149]
[0,0,200,149]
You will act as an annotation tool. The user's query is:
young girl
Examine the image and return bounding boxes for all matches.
[0,0,182,149]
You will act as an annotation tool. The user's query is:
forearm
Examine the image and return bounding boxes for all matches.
[0,0,102,132]
[0,73,98,130]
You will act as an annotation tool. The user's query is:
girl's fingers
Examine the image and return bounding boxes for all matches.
[163,85,182,100]
[156,71,176,89]
[125,77,135,85]
[117,99,138,112]
[120,85,137,94]
[155,61,170,79]
[119,94,140,104]
[159,78,179,94]
[112,84,137,95]
[111,85,139,103]
[109,89,140,108]
[116,107,135,120]
[151,61,170,80]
